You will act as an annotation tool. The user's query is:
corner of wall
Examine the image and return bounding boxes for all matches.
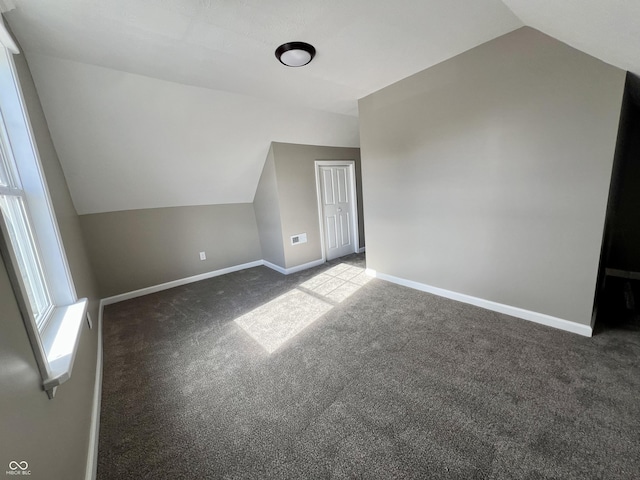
[253,144,286,268]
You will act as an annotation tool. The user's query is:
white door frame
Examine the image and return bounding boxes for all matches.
[314,160,360,263]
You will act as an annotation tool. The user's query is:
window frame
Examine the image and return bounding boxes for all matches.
[0,114,55,330]
[0,23,87,399]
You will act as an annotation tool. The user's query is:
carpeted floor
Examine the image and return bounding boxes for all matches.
[97,254,640,479]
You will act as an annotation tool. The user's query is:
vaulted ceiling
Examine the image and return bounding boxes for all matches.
[6,0,524,117]
[3,0,638,214]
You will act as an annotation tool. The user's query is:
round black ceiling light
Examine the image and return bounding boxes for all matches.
[275,42,316,67]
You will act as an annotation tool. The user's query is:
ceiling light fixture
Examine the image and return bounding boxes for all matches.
[275,42,316,67]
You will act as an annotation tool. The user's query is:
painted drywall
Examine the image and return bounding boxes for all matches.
[253,145,286,267]
[5,0,523,117]
[0,256,96,480]
[24,53,360,215]
[0,48,100,479]
[359,27,625,327]
[271,142,364,269]
[80,204,262,298]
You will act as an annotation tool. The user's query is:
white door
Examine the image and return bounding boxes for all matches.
[319,165,356,260]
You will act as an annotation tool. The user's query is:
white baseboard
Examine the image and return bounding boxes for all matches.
[100,260,264,306]
[263,258,325,275]
[358,247,366,253]
[285,258,325,274]
[367,269,593,337]
[262,260,287,274]
[85,303,104,480]
[100,257,329,308]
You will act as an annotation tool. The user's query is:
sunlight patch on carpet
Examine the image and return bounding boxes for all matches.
[301,264,371,301]
[235,289,332,353]
[234,263,370,353]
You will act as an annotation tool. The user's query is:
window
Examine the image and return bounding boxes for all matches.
[0,22,87,399]
[0,115,54,330]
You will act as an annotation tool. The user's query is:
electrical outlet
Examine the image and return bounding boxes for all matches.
[199,251,206,261]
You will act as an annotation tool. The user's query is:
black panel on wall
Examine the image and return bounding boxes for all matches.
[595,73,640,328]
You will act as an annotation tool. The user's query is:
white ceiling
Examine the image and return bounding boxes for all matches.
[27,53,360,214]
[502,0,640,79]
[5,0,523,117]
[3,0,639,214]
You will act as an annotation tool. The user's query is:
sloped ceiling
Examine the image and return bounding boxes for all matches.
[3,1,637,214]
[502,0,640,78]
[5,0,522,116]
[25,54,361,214]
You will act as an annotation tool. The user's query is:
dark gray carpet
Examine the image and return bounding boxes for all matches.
[97,254,640,479]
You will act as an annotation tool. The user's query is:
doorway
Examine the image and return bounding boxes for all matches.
[315,161,359,262]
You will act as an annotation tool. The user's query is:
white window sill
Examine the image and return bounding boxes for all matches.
[40,298,88,398]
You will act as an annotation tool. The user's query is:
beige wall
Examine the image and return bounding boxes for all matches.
[253,145,286,267]
[272,142,364,269]
[0,257,97,480]
[359,27,625,327]
[83,141,364,295]
[80,203,262,298]
[262,142,364,269]
[0,47,100,479]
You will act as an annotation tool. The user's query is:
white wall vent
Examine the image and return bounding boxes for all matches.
[291,233,307,245]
